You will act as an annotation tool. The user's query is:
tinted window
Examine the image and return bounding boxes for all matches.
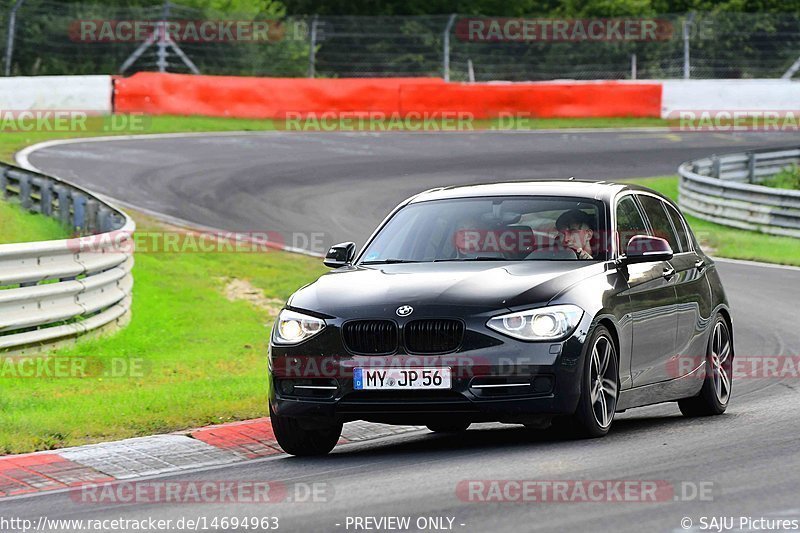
[360,196,608,262]
[665,204,690,252]
[615,196,648,254]
[638,195,680,253]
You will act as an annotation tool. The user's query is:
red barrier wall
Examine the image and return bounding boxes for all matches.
[400,81,662,118]
[114,73,445,118]
[114,72,662,119]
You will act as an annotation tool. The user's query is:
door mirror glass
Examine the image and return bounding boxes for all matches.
[324,242,356,268]
[622,235,673,264]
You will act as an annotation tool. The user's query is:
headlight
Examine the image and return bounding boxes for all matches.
[273,309,326,345]
[487,305,584,341]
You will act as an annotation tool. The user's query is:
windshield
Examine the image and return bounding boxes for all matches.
[360,196,608,263]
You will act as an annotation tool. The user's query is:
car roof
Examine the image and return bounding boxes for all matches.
[408,180,669,205]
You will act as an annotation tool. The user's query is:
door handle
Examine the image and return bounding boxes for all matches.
[695,259,706,272]
[662,267,676,280]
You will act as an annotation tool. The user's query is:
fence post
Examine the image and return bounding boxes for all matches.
[747,152,755,183]
[442,14,457,82]
[156,1,171,73]
[18,173,31,209]
[682,12,694,79]
[0,169,7,198]
[98,206,112,233]
[3,0,25,76]
[72,193,87,232]
[39,178,53,216]
[711,155,721,179]
[308,14,318,78]
[631,53,637,80]
[85,199,99,234]
[54,186,70,226]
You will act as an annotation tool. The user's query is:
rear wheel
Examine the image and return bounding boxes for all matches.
[426,422,470,433]
[678,316,732,417]
[558,326,619,438]
[269,403,342,456]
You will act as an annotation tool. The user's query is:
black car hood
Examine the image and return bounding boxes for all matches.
[288,261,606,317]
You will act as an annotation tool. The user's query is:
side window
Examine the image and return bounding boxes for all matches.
[638,195,680,253]
[615,196,648,254]
[665,204,690,253]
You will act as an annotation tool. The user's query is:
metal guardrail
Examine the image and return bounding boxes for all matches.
[678,147,800,239]
[0,162,134,354]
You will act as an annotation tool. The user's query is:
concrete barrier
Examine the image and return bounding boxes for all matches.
[661,79,800,118]
[0,75,112,113]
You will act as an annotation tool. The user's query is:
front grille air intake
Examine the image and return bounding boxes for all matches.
[404,319,464,354]
[342,320,398,355]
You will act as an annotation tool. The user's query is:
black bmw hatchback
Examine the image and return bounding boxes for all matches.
[268,181,734,456]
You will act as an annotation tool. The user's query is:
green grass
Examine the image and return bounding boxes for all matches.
[760,164,800,190]
[0,200,68,244]
[0,209,326,453]
[623,176,800,266]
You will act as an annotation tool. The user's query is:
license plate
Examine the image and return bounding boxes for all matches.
[353,367,451,390]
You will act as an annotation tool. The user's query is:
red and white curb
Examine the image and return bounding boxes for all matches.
[0,420,423,499]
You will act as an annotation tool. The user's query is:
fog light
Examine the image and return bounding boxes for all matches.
[279,380,295,394]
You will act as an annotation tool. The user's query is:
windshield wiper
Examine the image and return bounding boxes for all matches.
[360,259,421,264]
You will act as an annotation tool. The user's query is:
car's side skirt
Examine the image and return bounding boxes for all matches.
[616,362,705,411]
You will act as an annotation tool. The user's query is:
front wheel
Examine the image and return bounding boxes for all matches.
[678,315,732,417]
[558,325,619,438]
[269,403,342,456]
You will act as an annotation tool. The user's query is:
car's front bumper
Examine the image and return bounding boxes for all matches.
[268,313,593,426]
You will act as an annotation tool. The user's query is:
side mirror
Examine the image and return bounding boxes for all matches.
[620,235,673,265]
[324,242,356,268]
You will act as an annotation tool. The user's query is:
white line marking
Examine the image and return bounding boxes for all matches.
[16,133,323,258]
[713,256,800,272]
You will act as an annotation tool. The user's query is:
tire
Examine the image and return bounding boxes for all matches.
[678,315,732,417]
[426,421,470,433]
[269,403,342,456]
[559,325,619,438]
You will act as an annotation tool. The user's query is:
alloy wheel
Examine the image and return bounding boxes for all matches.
[590,335,618,429]
[710,320,733,405]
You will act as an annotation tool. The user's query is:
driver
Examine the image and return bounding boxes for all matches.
[555,209,595,260]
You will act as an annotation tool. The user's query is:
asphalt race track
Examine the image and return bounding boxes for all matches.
[7,130,800,532]
[22,130,800,251]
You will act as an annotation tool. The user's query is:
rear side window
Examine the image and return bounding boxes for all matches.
[638,195,681,253]
[615,196,648,254]
[665,204,691,252]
